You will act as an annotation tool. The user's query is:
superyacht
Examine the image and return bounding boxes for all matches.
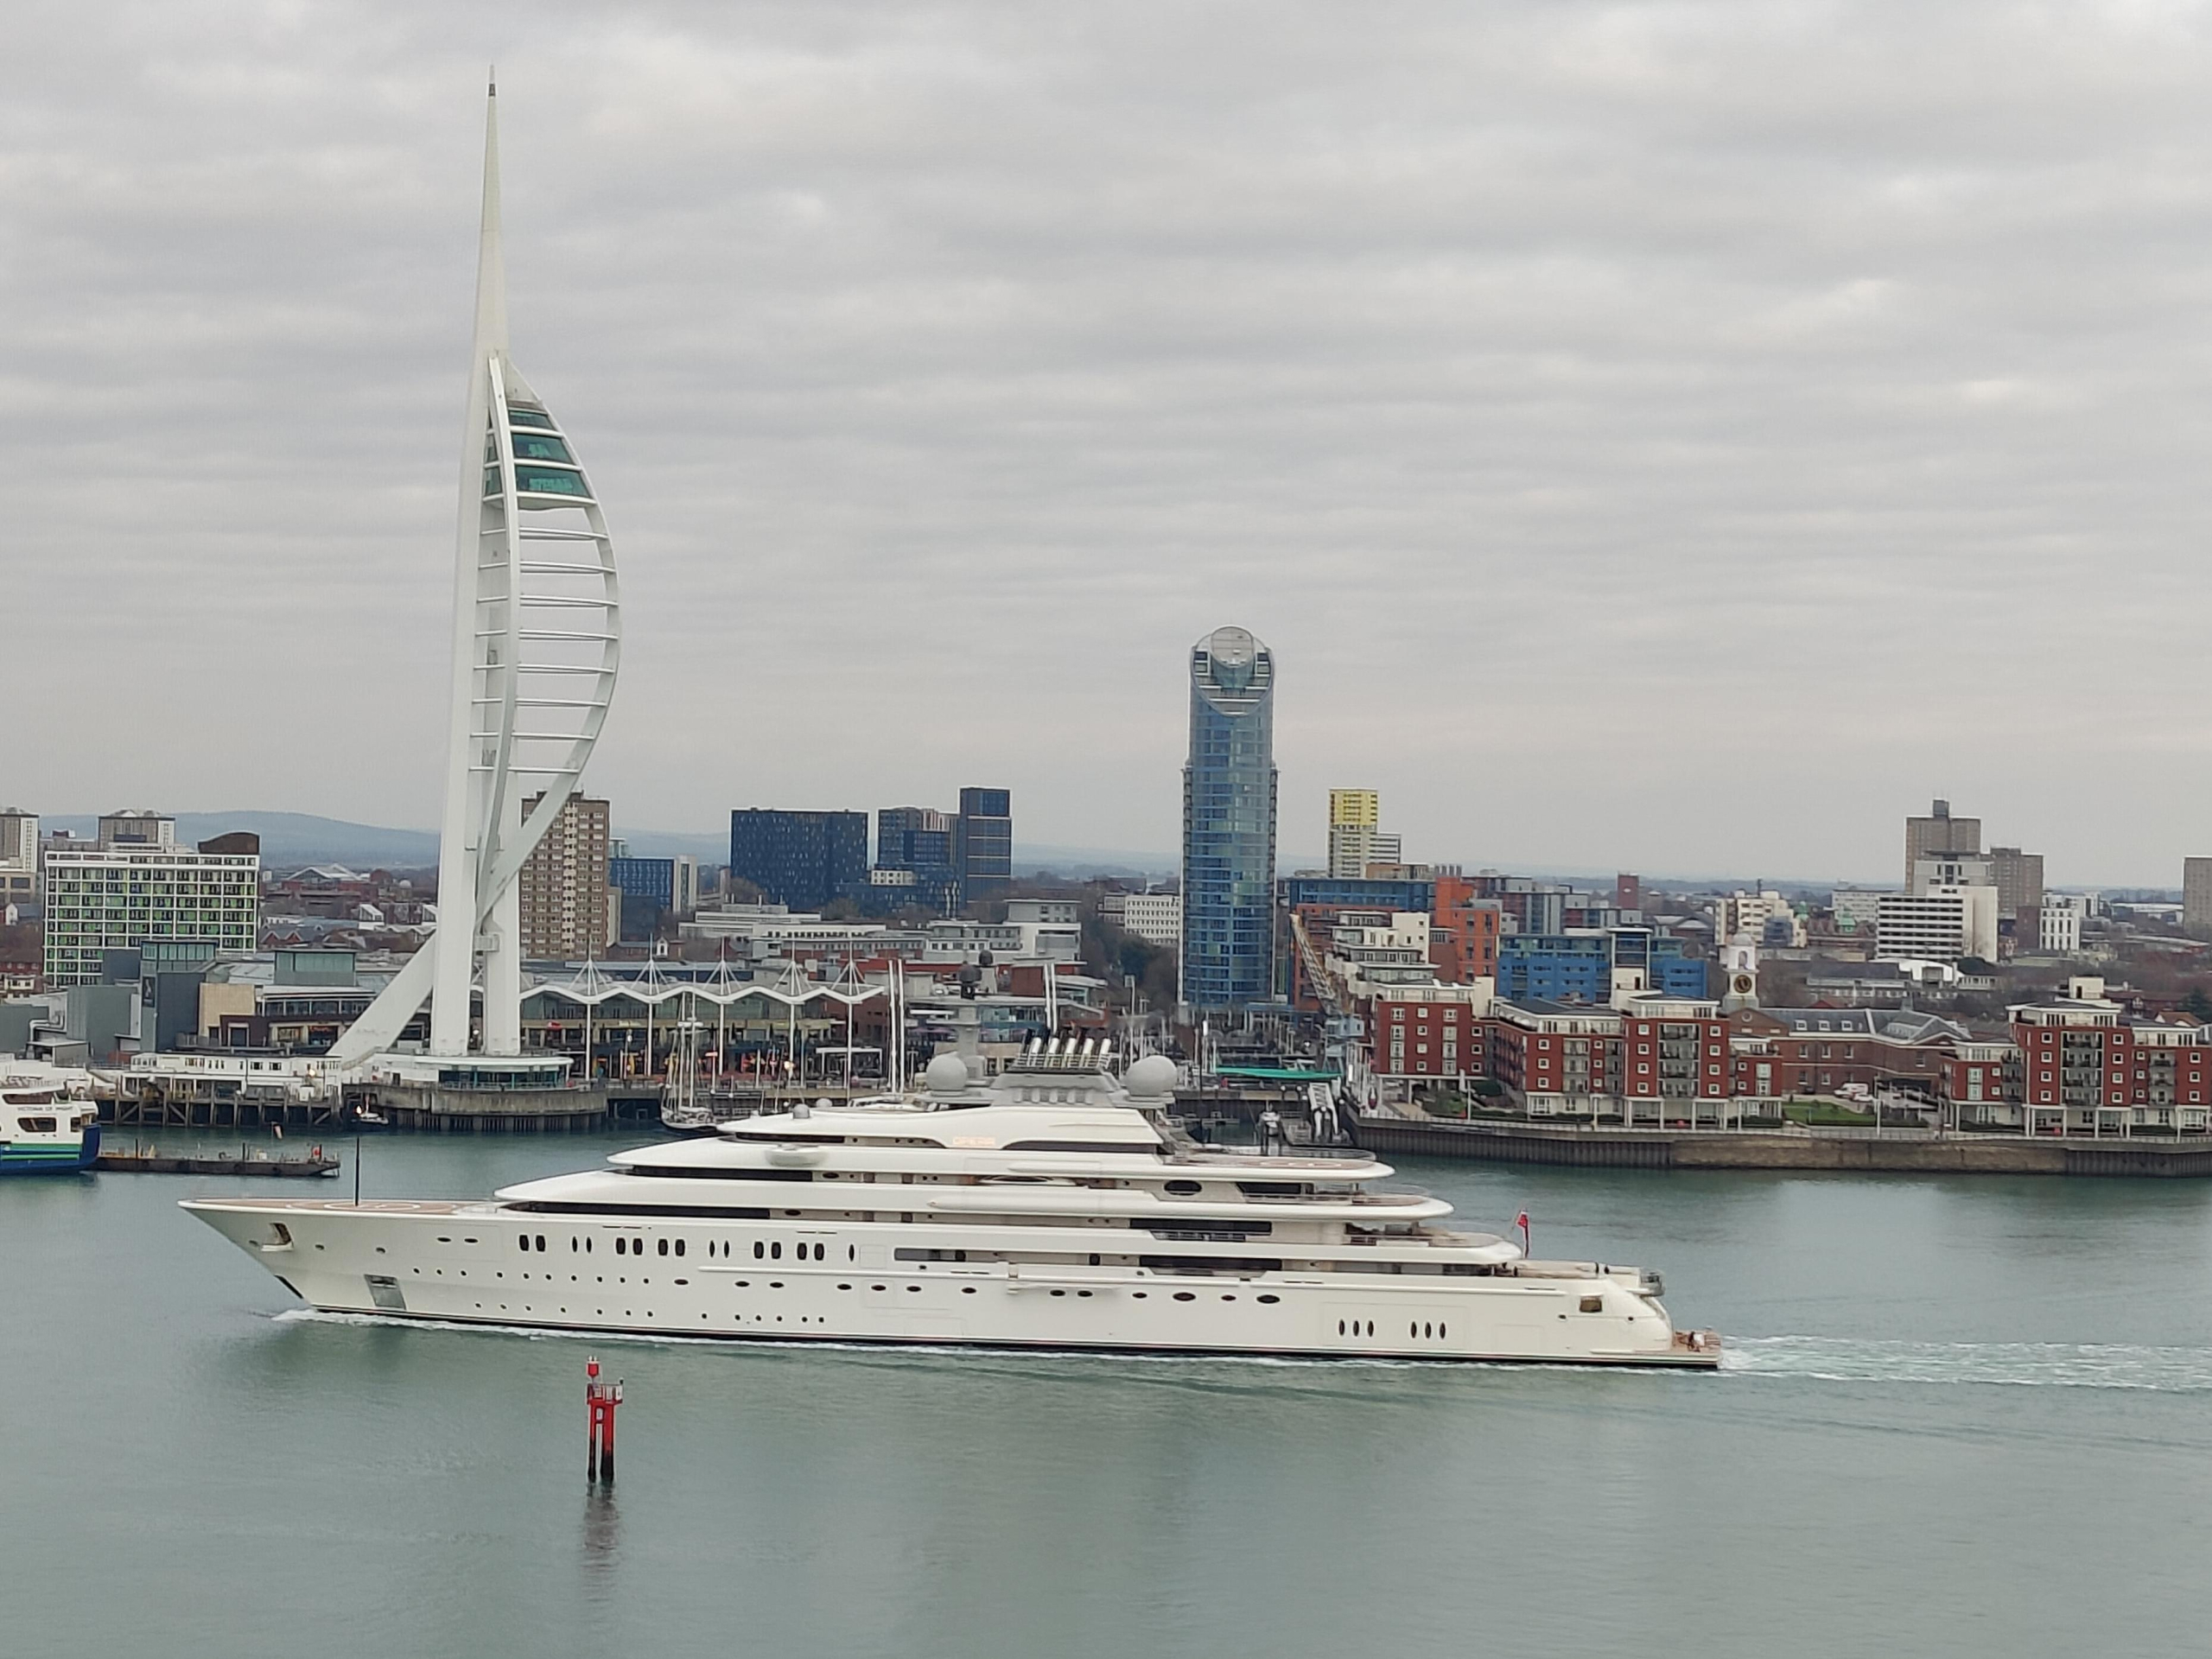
[184,1046,1718,1367]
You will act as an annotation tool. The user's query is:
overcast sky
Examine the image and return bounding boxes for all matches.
[9,2,2212,885]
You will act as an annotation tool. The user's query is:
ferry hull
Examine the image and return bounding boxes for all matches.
[181,1197,1719,1370]
[0,1124,99,1174]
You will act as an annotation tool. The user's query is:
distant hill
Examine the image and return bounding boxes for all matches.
[35,815,1192,880]
[45,813,439,872]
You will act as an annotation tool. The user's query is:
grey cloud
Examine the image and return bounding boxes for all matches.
[5,2,2212,884]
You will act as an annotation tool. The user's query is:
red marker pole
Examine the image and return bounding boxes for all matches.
[585,1357,624,1484]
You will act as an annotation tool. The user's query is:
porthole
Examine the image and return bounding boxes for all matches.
[772,1243,782,1261]
[1077,1289,1093,1298]
[1439,1323,1446,1338]
[1088,1253,1100,1266]
[906,1285,921,1294]
[657,1238,668,1257]
[837,1283,852,1291]
[872,1284,886,1291]
[1132,1292,1147,1300]
[1050,1289,1066,1298]
[570,1238,577,1253]
[613,1238,626,1256]
[1165,1180,1202,1196]
[753,1241,765,1260]
[814,1243,825,1262]
[1424,1322,1433,1338]
[1338,1320,1346,1335]
[1259,1294,1280,1305]
[536,1236,546,1252]
[1580,1295,1604,1313]
[1410,1321,1418,1338]
[848,1246,856,1262]
[1222,1294,1236,1302]
[961,1286,976,1295]
[676,1239,684,1257]
[1173,1291,1196,1302]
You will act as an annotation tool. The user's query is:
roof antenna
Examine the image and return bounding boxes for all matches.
[488,65,498,96]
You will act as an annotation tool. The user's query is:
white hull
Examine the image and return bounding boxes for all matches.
[184,1198,1717,1368]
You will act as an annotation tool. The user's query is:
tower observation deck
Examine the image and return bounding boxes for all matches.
[331,83,621,1068]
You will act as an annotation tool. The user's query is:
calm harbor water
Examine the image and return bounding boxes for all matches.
[8,1131,2212,1658]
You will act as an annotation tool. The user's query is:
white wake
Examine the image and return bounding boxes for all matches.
[1721,1335,2212,1391]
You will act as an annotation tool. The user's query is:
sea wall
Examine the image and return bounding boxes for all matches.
[1352,1116,2212,1178]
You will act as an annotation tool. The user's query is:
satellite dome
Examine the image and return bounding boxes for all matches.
[1123,1054,1178,1099]
[925,1054,971,1096]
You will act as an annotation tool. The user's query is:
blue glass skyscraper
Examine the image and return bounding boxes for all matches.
[1180,626,1279,1012]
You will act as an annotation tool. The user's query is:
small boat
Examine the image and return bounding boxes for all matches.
[1,1081,100,1175]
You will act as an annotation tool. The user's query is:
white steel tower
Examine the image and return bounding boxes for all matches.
[331,83,620,1066]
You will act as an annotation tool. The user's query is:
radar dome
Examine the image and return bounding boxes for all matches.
[1123,1054,1178,1099]
[925,1054,971,1096]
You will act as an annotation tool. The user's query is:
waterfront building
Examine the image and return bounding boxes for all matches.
[329,81,622,1071]
[954,788,1014,899]
[41,825,259,988]
[2185,856,2212,932]
[1102,889,1181,950]
[1326,788,1402,880]
[1003,898,1082,960]
[1875,887,1999,963]
[1495,928,1707,1004]
[1324,912,1439,999]
[875,805,960,911]
[1829,887,1893,935]
[2009,979,2212,1135]
[518,794,611,959]
[729,810,868,910]
[1278,872,1433,913]
[1719,889,1802,949]
[1368,983,1492,1082]
[2038,895,2087,956]
[0,807,38,909]
[1180,626,1279,1013]
[608,850,696,942]
[1619,994,1731,1113]
[99,810,175,849]
[1428,872,1502,984]
[1989,847,2045,924]
[1723,1007,1963,1101]
[1904,798,1980,885]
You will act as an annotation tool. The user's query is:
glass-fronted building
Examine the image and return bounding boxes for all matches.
[1180,626,1278,1012]
[955,787,1013,898]
[728,810,868,911]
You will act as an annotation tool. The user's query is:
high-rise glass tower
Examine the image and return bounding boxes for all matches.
[1180,626,1278,1012]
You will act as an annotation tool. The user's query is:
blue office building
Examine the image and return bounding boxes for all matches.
[1180,626,1278,1012]
[1277,874,1436,914]
[609,855,676,943]
[729,810,868,910]
[1497,928,1708,1004]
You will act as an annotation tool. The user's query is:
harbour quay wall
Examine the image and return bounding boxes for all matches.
[1353,1116,2212,1178]
[360,1080,610,1134]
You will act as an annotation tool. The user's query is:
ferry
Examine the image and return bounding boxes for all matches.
[2,1071,101,1175]
[183,1046,1719,1367]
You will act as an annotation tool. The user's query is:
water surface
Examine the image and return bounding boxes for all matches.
[6,1132,2208,1657]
